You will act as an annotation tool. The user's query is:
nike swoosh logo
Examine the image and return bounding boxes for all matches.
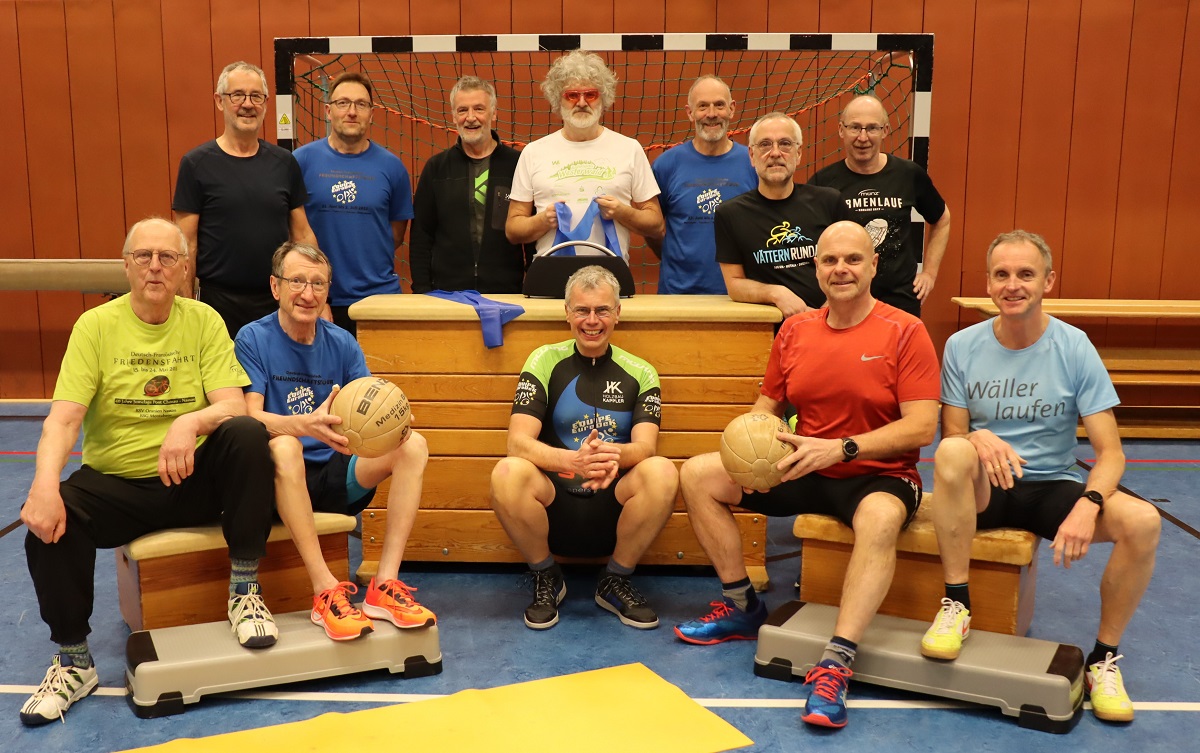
[861,354,884,361]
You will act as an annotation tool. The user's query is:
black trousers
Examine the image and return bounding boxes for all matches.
[25,416,274,644]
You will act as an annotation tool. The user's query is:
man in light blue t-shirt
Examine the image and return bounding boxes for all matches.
[294,71,414,336]
[924,230,1160,723]
[647,76,759,295]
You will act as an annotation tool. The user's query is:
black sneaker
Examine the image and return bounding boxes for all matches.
[522,568,566,630]
[595,574,659,629]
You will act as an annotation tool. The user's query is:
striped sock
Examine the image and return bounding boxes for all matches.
[59,641,93,669]
[229,557,260,595]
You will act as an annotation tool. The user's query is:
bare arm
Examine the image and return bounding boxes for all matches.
[157,386,248,486]
[174,211,200,298]
[913,207,951,301]
[1051,409,1126,568]
[945,403,1028,489]
[506,413,622,489]
[245,390,349,453]
[506,199,560,245]
[289,206,318,246]
[595,195,665,239]
[720,262,809,317]
[20,400,87,544]
[391,220,409,250]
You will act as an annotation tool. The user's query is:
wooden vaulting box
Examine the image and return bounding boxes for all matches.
[350,294,781,588]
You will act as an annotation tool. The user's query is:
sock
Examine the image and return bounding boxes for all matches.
[721,577,759,612]
[531,557,563,584]
[821,636,858,668]
[1087,640,1119,668]
[945,582,971,613]
[58,641,93,670]
[229,557,260,594]
[605,559,635,578]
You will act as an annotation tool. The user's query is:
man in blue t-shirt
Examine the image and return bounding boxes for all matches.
[647,76,759,295]
[925,230,1160,723]
[294,72,415,336]
[235,242,435,643]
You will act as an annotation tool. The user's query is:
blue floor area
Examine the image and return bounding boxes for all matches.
[0,409,1196,752]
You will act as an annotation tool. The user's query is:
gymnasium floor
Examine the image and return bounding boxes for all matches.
[1,403,1196,752]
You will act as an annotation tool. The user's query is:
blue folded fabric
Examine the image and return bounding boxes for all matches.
[424,290,525,349]
[552,199,622,256]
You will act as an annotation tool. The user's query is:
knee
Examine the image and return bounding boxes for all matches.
[680,453,720,499]
[851,495,906,544]
[636,456,679,501]
[490,457,536,509]
[396,430,429,468]
[1116,497,1161,550]
[269,435,304,473]
[934,437,978,478]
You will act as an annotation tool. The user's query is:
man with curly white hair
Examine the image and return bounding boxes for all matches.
[506,50,663,262]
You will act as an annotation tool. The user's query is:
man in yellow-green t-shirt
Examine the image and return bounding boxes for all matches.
[17,218,276,727]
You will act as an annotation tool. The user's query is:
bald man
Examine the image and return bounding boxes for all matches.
[809,95,950,317]
[675,221,940,730]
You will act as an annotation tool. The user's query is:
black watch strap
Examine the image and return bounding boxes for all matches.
[1083,490,1104,508]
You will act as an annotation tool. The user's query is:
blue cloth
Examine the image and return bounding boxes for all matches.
[235,313,370,463]
[424,291,525,348]
[551,200,622,257]
[294,139,415,305]
[941,316,1119,481]
[652,141,759,294]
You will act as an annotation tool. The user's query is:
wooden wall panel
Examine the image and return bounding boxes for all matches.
[871,0,922,30]
[17,0,84,396]
[359,0,410,35]
[113,0,172,220]
[260,0,310,146]
[162,0,216,202]
[309,0,357,36]
[462,0,512,35]
[0,1,43,397]
[512,0,561,34]
[410,0,457,33]
[210,0,265,137]
[562,0,613,32]
[614,0,663,32]
[727,0,767,32]
[665,0,714,32]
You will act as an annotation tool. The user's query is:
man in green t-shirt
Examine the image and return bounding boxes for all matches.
[17,217,276,727]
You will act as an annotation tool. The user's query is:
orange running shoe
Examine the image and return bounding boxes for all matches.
[363,578,436,628]
[311,582,374,641]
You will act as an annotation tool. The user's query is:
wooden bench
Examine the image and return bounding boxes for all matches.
[351,294,780,591]
[953,297,1200,439]
[115,513,357,631]
[793,499,1040,635]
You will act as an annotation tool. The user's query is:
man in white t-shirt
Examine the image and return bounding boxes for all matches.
[506,50,663,261]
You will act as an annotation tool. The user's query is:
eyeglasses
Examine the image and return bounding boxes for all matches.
[222,92,267,106]
[331,98,372,112]
[570,306,615,320]
[842,123,886,136]
[126,249,183,267]
[562,89,601,104]
[753,139,799,154]
[274,276,329,293]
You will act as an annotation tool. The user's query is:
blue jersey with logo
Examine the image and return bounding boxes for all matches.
[235,313,370,463]
[294,139,415,305]
[652,141,759,295]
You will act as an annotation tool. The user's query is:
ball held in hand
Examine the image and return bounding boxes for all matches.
[329,377,411,458]
[719,412,791,492]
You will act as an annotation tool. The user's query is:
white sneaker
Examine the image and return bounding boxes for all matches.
[228,582,278,648]
[19,655,99,726]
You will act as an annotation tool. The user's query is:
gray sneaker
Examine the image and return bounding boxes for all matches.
[228,581,278,648]
[19,654,99,726]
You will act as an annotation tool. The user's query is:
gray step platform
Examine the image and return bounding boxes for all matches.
[754,601,1083,733]
[126,609,442,718]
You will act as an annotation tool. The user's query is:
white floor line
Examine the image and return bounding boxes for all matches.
[3,685,1200,712]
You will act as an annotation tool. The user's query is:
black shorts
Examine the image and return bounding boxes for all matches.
[306,453,378,516]
[976,479,1086,541]
[738,472,922,529]
[544,471,625,558]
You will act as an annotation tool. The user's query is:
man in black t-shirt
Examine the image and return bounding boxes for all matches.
[490,266,677,632]
[173,61,318,337]
[809,95,951,317]
[715,112,851,317]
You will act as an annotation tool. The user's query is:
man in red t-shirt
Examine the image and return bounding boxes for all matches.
[675,221,940,730]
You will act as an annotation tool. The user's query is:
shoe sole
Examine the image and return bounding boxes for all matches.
[238,634,278,649]
[362,603,436,629]
[672,626,758,645]
[312,612,375,641]
[801,711,847,729]
[19,674,100,726]
[594,595,659,629]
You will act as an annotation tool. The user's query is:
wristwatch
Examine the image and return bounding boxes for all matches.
[841,437,859,463]
[1082,490,1104,510]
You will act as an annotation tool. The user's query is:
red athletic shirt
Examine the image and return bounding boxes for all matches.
[761,300,940,483]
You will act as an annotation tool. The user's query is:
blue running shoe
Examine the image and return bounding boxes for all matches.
[801,660,853,728]
[673,597,767,645]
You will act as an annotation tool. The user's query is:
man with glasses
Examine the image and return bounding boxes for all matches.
[490,266,677,631]
[235,241,436,643]
[19,218,277,725]
[410,76,529,295]
[294,72,415,336]
[809,95,951,316]
[646,76,759,295]
[716,113,851,318]
[507,50,663,261]
[174,61,317,338]
[676,222,939,730]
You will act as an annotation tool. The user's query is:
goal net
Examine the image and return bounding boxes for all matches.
[275,33,933,293]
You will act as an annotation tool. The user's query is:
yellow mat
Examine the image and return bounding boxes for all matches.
[121,662,753,753]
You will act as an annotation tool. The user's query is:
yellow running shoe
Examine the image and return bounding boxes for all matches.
[920,597,970,660]
[1086,653,1134,722]
[311,582,374,641]
[363,578,436,628]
